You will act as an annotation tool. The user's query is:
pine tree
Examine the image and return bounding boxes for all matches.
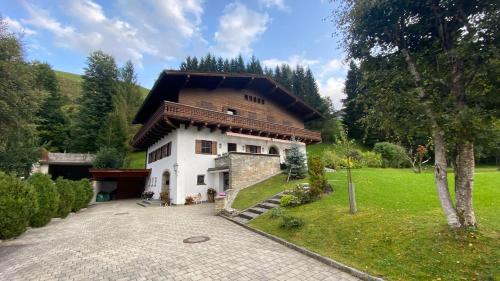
[32,62,69,151]
[70,51,118,152]
[285,139,307,180]
[216,57,224,72]
[247,55,263,74]
[236,55,245,72]
[343,61,365,141]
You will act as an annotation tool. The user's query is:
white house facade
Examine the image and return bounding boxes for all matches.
[132,71,322,206]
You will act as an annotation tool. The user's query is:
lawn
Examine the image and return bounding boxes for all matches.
[249,168,499,281]
[232,173,308,210]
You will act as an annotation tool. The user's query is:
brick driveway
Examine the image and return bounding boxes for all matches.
[0,200,358,281]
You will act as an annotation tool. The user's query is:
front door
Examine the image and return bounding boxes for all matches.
[223,172,229,191]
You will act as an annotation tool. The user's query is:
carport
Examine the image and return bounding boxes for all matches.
[89,169,151,200]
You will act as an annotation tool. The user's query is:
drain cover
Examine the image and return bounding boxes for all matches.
[183,236,210,244]
[114,212,128,215]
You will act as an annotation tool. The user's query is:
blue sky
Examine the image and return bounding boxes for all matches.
[1,0,348,108]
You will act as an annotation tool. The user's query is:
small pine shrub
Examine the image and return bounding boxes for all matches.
[28,173,59,227]
[308,155,328,197]
[0,172,38,239]
[280,215,305,229]
[72,179,93,212]
[285,140,307,179]
[280,194,300,207]
[373,142,409,168]
[55,178,75,218]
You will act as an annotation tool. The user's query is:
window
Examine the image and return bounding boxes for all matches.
[226,108,237,115]
[228,143,237,152]
[244,94,248,100]
[197,175,206,185]
[202,141,212,154]
[196,140,216,154]
[167,142,172,156]
[245,145,261,154]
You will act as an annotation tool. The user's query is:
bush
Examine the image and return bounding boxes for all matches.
[93,146,125,168]
[280,215,305,229]
[0,172,38,239]
[292,186,314,205]
[55,178,75,218]
[270,207,284,219]
[72,179,93,212]
[280,194,300,207]
[323,150,362,169]
[308,155,328,197]
[373,142,409,168]
[361,151,383,168]
[28,173,59,227]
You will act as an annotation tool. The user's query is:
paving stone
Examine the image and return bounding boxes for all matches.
[0,200,358,281]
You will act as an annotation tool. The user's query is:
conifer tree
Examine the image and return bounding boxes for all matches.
[70,51,118,152]
[285,139,307,180]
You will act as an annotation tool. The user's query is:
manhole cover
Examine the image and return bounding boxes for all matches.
[114,212,129,216]
[183,236,210,244]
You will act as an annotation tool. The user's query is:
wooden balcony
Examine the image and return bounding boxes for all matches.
[132,101,322,149]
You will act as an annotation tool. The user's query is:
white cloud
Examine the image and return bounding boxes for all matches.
[318,77,345,110]
[262,54,319,69]
[211,3,269,57]
[4,16,36,35]
[259,0,289,11]
[21,0,205,67]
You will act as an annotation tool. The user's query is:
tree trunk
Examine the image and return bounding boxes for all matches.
[454,141,476,227]
[433,129,462,228]
[347,165,357,214]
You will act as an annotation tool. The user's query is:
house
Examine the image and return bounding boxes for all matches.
[32,152,95,180]
[132,70,322,206]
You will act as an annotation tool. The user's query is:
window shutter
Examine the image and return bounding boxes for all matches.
[195,140,202,154]
[212,141,217,155]
[258,146,262,153]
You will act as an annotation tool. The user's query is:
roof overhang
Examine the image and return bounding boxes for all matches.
[132,70,324,125]
[89,169,151,180]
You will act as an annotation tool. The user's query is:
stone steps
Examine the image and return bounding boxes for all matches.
[233,193,283,224]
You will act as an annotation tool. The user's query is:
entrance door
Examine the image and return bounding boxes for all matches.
[223,172,229,191]
[162,171,170,194]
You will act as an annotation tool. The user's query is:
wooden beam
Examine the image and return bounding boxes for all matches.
[197,122,208,131]
[286,99,298,108]
[185,120,194,129]
[266,85,278,95]
[213,76,226,90]
[210,124,220,133]
[304,112,316,119]
[243,77,255,89]
[183,74,191,87]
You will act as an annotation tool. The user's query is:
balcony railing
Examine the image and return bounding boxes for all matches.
[133,101,322,148]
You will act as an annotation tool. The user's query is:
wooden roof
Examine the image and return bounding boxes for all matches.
[133,70,324,125]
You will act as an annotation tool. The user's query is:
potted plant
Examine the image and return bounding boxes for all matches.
[207,188,217,203]
[160,191,170,206]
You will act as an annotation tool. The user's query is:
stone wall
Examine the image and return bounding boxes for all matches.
[224,152,281,212]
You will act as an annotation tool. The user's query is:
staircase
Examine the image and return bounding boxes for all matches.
[136,199,161,207]
[232,193,283,224]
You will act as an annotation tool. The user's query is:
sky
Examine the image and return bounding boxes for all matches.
[1,0,348,109]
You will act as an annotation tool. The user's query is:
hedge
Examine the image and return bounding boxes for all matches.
[0,172,38,239]
[55,178,75,218]
[373,142,410,168]
[28,173,59,227]
[72,179,93,212]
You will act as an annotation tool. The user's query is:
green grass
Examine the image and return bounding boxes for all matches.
[249,168,499,281]
[126,151,146,169]
[232,174,308,210]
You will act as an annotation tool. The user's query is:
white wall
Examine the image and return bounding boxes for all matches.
[146,125,306,205]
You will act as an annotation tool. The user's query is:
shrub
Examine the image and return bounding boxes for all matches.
[160,191,170,206]
[280,215,305,229]
[292,186,314,205]
[323,149,362,169]
[285,139,307,179]
[28,173,59,227]
[280,194,300,207]
[308,155,328,197]
[0,172,38,239]
[361,151,383,168]
[72,179,93,212]
[270,207,284,219]
[93,146,125,168]
[373,142,409,168]
[55,178,75,218]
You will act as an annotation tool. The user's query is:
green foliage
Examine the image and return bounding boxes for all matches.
[360,151,383,168]
[93,146,125,168]
[280,215,305,229]
[285,140,307,179]
[55,178,75,218]
[70,51,118,152]
[0,172,38,239]
[280,194,300,207]
[373,142,409,168]
[32,62,69,151]
[72,179,93,212]
[270,207,284,219]
[0,129,40,177]
[290,186,315,205]
[322,149,362,169]
[308,155,328,196]
[28,173,59,227]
